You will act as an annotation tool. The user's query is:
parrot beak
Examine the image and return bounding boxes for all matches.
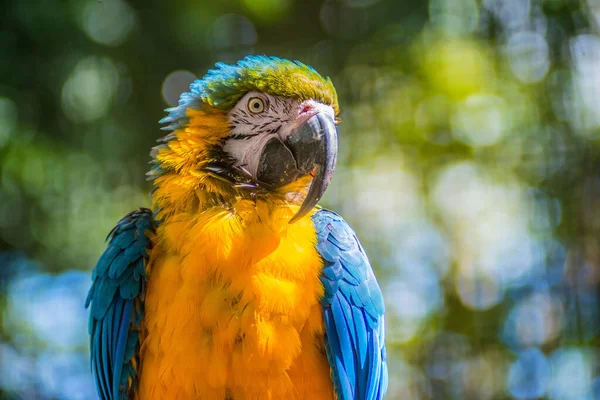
[254,111,338,223]
[286,112,338,224]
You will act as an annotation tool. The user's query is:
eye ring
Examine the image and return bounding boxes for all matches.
[247,97,265,114]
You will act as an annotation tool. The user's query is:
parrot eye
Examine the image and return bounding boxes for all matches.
[247,97,265,114]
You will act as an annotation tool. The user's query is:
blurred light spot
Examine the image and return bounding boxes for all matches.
[162,70,197,106]
[478,233,544,288]
[242,0,292,22]
[531,5,548,36]
[548,348,593,400]
[320,1,370,39]
[456,264,504,310]
[423,39,494,98]
[454,354,504,400]
[507,348,550,399]
[496,81,539,129]
[348,159,423,234]
[385,314,422,344]
[451,94,508,146]
[209,14,257,62]
[503,292,562,348]
[0,343,36,392]
[6,270,90,349]
[385,274,441,343]
[432,161,487,218]
[393,220,451,278]
[36,351,96,400]
[429,0,479,36]
[80,0,136,46]
[528,190,562,233]
[386,281,432,320]
[483,0,531,33]
[0,97,17,147]
[518,125,567,180]
[387,356,432,399]
[61,57,119,122]
[506,31,550,83]
[571,34,600,77]
[415,96,453,144]
[425,332,471,380]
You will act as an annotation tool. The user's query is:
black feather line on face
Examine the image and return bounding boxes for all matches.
[269,100,277,113]
[203,146,242,182]
[229,133,260,140]
[283,101,292,114]
[202,144,269,192]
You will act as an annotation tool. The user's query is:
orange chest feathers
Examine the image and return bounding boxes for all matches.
[136,205,335,400]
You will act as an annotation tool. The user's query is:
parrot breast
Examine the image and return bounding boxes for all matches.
[136,200,335,400]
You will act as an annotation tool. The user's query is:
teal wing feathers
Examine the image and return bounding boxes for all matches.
[313,209,388,400]
[85,208,155,400]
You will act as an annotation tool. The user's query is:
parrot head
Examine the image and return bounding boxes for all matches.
[151,56,339,223]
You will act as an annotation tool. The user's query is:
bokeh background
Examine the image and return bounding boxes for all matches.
[2,0,600,398]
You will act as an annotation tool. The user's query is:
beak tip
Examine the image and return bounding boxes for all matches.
[287,112,338,225]
[288,209,307,224]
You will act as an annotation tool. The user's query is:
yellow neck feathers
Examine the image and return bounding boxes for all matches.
[151,106,231,218]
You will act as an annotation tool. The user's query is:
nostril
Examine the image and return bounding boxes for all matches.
[300,104,313,115]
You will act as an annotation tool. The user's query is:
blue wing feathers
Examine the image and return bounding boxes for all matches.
[379,357,388,399]
[366,331,381,400]
[352,306,368,370]
[112,298,133,397]
[331,295,356,388]
[313,209,387,400]
[86,208,155,400]
[323,309,354,399]
[96,320,110,399]
[93,323,109,400]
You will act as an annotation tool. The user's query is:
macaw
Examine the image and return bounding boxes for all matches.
[86,55,387,400]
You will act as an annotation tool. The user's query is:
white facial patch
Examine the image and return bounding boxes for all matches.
[224,91,335,179]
